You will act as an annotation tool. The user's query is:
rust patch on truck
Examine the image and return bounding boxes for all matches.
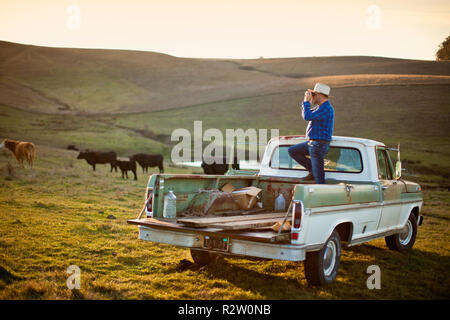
[345,184,353,202]
[279,135,307,142]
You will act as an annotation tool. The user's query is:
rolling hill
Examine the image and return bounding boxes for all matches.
[1,40,450,115]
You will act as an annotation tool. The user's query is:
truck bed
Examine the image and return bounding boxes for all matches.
[130,173,381,247]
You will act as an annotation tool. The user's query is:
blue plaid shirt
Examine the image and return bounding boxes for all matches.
[302,100,334,142]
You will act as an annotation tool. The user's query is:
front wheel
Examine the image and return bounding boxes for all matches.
[304,230,341,286]
[385,213,417,251]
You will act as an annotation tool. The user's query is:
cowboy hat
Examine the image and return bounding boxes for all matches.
[312,83,331,96]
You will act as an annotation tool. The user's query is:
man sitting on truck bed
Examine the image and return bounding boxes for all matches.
[288,83,335,184]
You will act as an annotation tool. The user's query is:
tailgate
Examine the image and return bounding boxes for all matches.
[127,216,291,244]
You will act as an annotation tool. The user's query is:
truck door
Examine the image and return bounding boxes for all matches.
[376,147,402,231]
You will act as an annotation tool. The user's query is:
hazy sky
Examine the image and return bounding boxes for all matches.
[1,0,449,60]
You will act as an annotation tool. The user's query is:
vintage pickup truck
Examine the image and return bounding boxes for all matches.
[128,135,423,285]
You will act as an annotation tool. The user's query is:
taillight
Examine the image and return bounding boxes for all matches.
[293,201,302,229]
[145,188,153,217]
[291,200,303,244]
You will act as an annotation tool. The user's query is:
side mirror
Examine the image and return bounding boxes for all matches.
[395,161,402,180]
[388,143,402,180]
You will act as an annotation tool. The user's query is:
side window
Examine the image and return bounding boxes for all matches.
[376,148,393,180]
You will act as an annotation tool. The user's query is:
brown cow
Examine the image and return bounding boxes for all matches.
[201,156,239,175]
[116,159,137,180]
[0,139,36,169]
[67,144,79,151]
[129,153,164,173]
[77,151,117,172]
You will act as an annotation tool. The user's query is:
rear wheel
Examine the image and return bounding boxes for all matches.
[385,213,417,251]
[190,249,215,266]
[304,230,341,286]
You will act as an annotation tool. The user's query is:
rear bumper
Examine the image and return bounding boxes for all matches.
[138,226,306,262]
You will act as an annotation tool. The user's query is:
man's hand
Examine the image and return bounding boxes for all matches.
[304,89,312,103]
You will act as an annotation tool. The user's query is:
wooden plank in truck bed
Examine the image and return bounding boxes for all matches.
[127,218,290,243]
[177,212,290,228]
[207,218,286,230]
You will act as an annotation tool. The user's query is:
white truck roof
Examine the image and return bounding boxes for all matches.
[274,135,385,148]
[260,135,384,182]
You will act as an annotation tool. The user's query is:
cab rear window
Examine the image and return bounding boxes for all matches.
[270,145,363,173]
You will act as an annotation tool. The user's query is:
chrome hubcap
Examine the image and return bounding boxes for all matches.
[399,220,413,245]
[323,241,337,276]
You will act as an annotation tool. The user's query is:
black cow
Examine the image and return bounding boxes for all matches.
[116,160,137,180]
[129,153,164,173]
[201,157,239,175]
[67,145,79,151]
[77,151,117,172]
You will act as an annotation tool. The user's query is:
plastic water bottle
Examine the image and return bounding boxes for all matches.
[274,193,286,212]
[163,189,177,218]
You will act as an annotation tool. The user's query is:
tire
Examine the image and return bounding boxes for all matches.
[385,213,417,251]
[304,230,341,286]
[190,249,215,266]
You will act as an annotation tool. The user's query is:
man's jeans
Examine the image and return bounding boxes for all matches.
[287,140,330,184]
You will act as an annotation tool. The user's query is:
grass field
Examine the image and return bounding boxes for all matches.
[0,145,449,300]
[0,41,449,300]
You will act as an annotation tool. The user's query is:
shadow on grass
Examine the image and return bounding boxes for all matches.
[343,243,450,299]
[201,258,314,299]
[0,265,24,285]
[192,243,450,299]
